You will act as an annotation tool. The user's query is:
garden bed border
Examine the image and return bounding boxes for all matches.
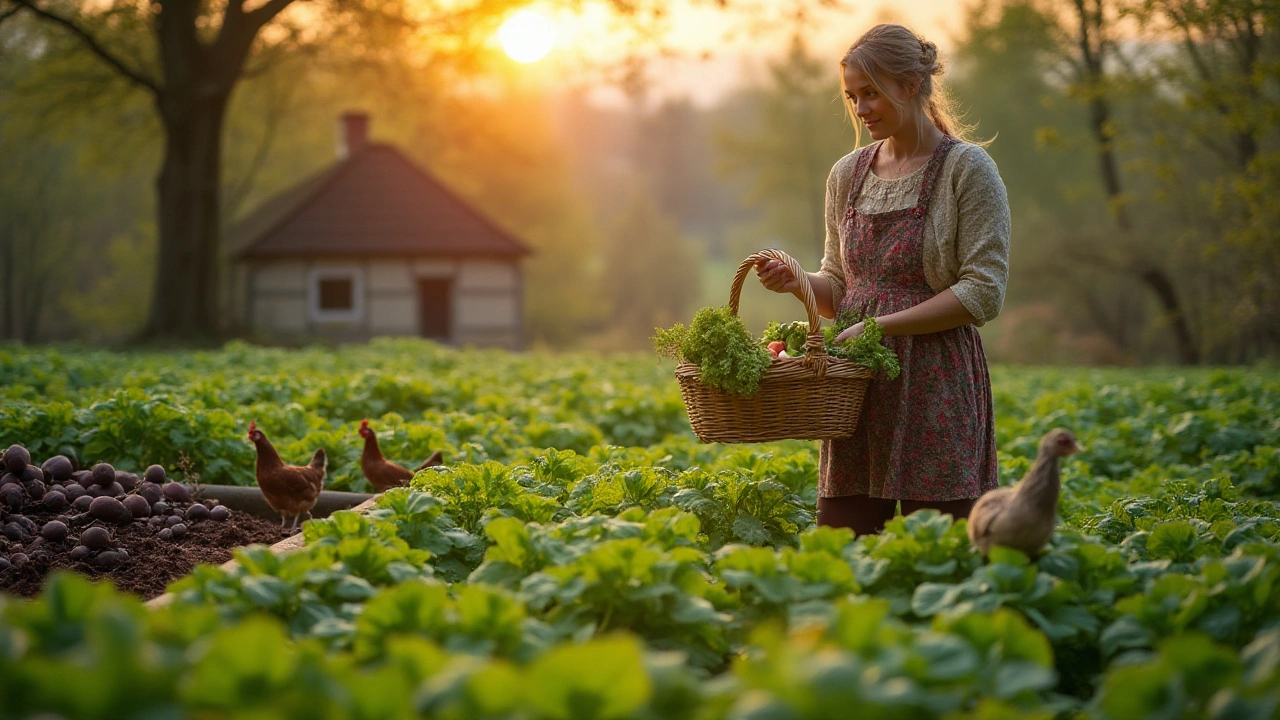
[144,487,377,608]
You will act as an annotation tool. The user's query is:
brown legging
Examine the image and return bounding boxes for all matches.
[817,495,977,537]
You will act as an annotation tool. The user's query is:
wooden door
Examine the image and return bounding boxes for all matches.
[417,278,452,341]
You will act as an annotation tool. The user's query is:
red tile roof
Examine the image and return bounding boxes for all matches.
[230,144,531,260]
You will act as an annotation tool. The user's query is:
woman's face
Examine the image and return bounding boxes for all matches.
[842,65,912,141]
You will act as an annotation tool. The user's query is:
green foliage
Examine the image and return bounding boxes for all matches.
[1,345,1280,717]
[672,472,813,549]
[951,0,1280,363]
[0,70,157,343]
[656,305,772,396]
[525,635,654,719]
[1094,630,1280,720]
[0,340,695,489]
[364,489,487,583]
[758,314,902,379]
[824,313,902,379]
[728,601,1060,718]
[651,323,688,360]
[761,319,810,356]
[412,461,560,534]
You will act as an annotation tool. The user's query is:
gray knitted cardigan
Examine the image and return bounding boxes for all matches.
[817,141,1011,326]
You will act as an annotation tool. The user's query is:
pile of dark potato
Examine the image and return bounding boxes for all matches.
[1,444,230,571]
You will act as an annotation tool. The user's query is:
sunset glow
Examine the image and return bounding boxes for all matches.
[498,10,556,63]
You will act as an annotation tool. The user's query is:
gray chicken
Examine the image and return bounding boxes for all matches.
[967,428,1084,558]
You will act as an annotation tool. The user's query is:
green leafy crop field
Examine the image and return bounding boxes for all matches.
[1,340,1278,718]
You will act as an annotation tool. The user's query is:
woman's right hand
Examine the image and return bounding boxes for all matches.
[755,259,802,294]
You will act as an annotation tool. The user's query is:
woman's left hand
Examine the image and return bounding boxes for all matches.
[833,321,866,344]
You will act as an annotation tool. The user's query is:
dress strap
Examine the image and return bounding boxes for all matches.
[844,141,883,217]
[914,136,958,216]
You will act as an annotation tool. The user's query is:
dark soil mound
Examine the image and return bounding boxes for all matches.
[1,509,288,600]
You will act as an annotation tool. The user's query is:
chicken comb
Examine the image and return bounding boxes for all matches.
[248,420,257,434]
[360,419,369,429]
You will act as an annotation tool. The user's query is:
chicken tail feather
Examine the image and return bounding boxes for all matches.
[310,448,327,470]
[412,451,444,472]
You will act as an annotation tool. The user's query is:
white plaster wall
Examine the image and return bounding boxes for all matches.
[413,259,456,278]
[243,258,522,345]
[370,297,418,334]
[456,295,517,329]
[256,297,308,334]
[254,263,308,292]
[457,261,517,290]
[368,262,414,292]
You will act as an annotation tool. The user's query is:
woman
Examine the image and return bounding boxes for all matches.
[756,23,1010,536]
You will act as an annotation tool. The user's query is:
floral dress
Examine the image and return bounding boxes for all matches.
[818,137,999,501]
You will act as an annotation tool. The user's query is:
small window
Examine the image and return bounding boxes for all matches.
[318,278,353,310]
[308,267,363,324]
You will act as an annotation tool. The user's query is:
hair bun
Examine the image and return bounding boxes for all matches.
[920,39,941,74]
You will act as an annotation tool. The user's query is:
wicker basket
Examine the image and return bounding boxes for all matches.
[676,248,874,443]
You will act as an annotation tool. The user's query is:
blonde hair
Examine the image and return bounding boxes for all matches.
[840,24,985,149]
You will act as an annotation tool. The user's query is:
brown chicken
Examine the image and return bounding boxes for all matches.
[358,419,444,492]
[247,421,326,533]
[967,428,1084,559]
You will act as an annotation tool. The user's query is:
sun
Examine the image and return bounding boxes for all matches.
[498,10,556,63]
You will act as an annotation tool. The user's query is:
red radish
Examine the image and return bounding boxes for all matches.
[767,341,787,354]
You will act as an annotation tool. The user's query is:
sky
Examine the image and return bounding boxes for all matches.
[512,0,971,108]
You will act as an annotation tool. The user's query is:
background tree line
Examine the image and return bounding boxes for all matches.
[0,0,1276,364]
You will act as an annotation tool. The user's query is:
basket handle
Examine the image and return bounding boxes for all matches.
[729,248,829,362]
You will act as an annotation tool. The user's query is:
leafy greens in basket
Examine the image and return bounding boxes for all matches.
[654,308,900,396]
[763,311,901,380]
[653,306,772,396]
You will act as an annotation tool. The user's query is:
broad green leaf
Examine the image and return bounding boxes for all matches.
[732,514,772,546]
[526,635,652,720]
[239,576,289,609]
[992,661,1056,698]
[914,634,979,680]
[1101,616,1154,658]
[988,546,1031,567]
[1148,520,1201,562]
[911,583,961,617]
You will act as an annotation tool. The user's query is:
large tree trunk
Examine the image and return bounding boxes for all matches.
[1086,94,1130,231]
[9,0,296,342]
[143,91,229,341]
[1083,86,1203,363]
[1136,263,1199,364]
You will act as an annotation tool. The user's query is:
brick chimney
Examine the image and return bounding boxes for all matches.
[337,112,369,160]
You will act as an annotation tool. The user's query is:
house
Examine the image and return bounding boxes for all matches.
[224,113,531,348]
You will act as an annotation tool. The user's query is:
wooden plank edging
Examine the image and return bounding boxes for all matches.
[144,493,380,609]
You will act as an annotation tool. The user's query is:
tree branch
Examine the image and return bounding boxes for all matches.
[1189,122,1233,159]
[241,35,315,78]
[1106,37,1141,77]
[224,74,295,217]
[1180,23,1218,85]
[9,0,159,94]
[1232,10,1261,74]
[244,0,296,30]
[207,0,296,88]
